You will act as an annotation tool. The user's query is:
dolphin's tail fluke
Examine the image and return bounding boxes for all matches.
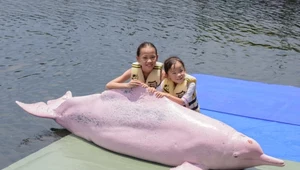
[46,91,72,110]
[16,91,72,119]
[16,101,56,119]
[260,154,285,167]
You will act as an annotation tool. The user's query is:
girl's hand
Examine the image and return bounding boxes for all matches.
[127,80,141,88]
[155,91,168,98]
[147,87,156,94]
[140,83,149,88]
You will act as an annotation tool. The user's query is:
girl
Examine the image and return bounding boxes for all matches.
[154,56,200,112]
[106,42,163,89]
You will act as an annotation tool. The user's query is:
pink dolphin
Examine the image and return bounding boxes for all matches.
[15,87,285,170]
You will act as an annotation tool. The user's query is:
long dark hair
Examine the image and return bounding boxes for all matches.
[164,56,185,74]
[136,42,158,56]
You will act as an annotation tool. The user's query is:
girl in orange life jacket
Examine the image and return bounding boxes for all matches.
[106,42,163,89]
[153,56,200,112]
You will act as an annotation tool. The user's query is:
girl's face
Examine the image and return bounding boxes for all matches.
[136,46,158,73]
[167,61,186,84]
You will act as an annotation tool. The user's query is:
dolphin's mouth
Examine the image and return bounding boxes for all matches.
[238,154,285,168]
[243,154,284,167]
[259,154,285,167]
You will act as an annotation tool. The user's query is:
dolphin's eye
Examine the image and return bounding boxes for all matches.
[233,152,239,158]
[247,139,253,144]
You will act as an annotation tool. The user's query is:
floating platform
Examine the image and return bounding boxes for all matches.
[4,74,300,170]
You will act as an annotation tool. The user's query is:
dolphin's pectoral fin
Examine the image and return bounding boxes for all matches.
[170,162,207,170]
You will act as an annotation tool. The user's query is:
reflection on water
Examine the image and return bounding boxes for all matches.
[0,0,299,168]
[18,129,69,147]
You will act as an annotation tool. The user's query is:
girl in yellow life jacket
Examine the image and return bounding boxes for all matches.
[154,56,200,112]
[106,42,163,89]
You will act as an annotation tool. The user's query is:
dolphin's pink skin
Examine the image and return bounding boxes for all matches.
[16,87,285,170]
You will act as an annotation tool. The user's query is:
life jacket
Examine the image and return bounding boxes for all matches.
[161,74,199,111]
[131,62,163,88]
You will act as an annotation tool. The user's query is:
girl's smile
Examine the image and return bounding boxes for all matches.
[168,61,186,84]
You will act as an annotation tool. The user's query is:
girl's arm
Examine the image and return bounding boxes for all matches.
[163,93,186,106]
[106,69,141,89]
[181,82,196,107]
[156,82,196,107]
[154,80,186,105]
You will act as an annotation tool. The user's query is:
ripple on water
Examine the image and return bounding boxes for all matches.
[0,0,300,169]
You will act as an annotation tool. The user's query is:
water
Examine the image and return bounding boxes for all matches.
[0,0,299,168]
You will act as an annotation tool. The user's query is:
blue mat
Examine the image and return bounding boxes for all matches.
[193,74,300,126]
[203,110,300,162]
[193,74,300,162]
